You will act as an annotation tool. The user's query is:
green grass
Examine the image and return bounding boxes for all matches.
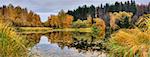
[17,27,53,32]
[17,27,92,34]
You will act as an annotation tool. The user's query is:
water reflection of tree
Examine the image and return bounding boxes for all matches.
[46,32,73,48]
[23,33,42,47]
[72,32,102,43]
[23,32,106,51]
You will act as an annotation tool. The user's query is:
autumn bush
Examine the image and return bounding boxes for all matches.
[93,18,106,38]
[136,14,150,30]
[91,25,100,37]
[109,11,133,30]
[72,19,87,28]
[0,21,27,57]
[107,28,150,57]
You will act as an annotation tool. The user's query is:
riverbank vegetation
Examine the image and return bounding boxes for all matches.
[0,21,27,57]
[107,14,150,57]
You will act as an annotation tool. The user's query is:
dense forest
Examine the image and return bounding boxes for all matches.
[67,1,150,21]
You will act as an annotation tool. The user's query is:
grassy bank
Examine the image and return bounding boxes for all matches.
[17,27,92,34]
[107,29,150,57]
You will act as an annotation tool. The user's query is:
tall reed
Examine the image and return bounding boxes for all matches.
[0,21,27,57]
[107,28,150,57]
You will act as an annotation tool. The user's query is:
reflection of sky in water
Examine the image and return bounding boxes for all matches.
[30,36,107,57]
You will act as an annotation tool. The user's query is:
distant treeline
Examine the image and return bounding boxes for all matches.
[67,1,150,21]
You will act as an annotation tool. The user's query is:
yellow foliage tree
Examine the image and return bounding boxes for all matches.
[46,10,73,28]
[86,15,92,27]
[73,19,84,28]
[0,4,43,27]
[50,15,59,28]
[109,11,133,30]
[63,15,73,28]
[93,18,106,37]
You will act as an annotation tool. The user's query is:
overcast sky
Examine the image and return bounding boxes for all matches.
[0,0,149,22]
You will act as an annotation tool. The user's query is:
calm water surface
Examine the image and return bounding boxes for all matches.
[23,32,107,57]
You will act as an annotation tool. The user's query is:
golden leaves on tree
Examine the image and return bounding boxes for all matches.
[0,4,43,27]
[44,10,73,28]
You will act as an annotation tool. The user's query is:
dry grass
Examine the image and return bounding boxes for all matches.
[0,22,27,57]
[18,27,92,33]
[18,27,52,31]
[107,28,150,57]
